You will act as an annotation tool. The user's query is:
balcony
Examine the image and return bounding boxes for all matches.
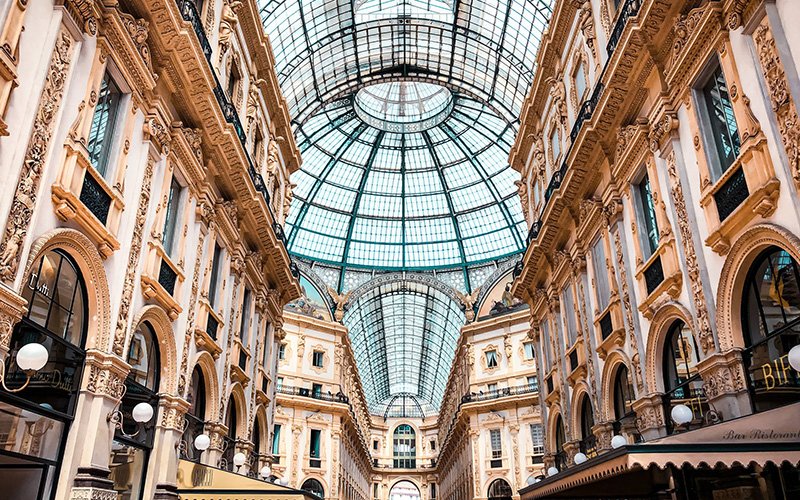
[276,384,349,404]
[461,383,539,404]
[606,0,643,56]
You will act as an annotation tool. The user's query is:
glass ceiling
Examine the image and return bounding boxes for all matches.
[259,0,554,280]
[342,280,464,414]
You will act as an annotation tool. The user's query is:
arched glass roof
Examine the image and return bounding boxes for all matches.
[259,0,554,278]
[342,280,464,414]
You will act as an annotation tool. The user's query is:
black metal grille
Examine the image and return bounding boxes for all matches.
[276,384,349,403]
[80,173,111,225]
[569,349,579,372]
[607,0,643,55]
[643,255,664,295]
[599,311,613,340]
[460,383,538,404]
[527,220,542,243]
[158,259,178,296]
[544,162,566,203]
[490,459,502,468]
[238,349,247,371]
[206,312,219,340]
[714,167,749,222]
[309,459,321,468]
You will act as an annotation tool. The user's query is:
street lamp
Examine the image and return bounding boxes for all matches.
[0,342,49,392]
[107,386,155,437]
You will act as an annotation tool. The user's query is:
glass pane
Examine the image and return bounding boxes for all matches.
[702,64,741,173]
[109,440,147,499]
[87,72,122,177]
[637,173,659,255]
[0,401,65,461]
[162,177,182,256]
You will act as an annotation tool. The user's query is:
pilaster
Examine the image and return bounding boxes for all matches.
[632,393,668,441]
[697,348,750,420]
[0,284,26,359]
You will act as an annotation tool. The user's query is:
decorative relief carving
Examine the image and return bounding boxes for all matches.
[112,156,156,356]
[611,228,644,393]
[119,11,154,74]
[0,30,73,283]
[179,230,206,396]
[578,2,597,61]
[754,20,800,189]
[665,152,715,354]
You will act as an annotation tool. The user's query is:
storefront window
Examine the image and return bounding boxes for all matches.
[662,321,707,433]
[181,367,206,462]
[611,364,639,441]
[110,321,160,498]
[1,250,87,500]
[579,396,596,457]
[742,247,800,413]
[554,415,566,470]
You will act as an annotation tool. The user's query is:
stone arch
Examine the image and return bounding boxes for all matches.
[599,350,632,421]
[190,351,220,420]
[568,382,592,436]
[227,382,248,438]
[645,301,695,393]
[716,223,800,351]
[22,228,111,352]
[546,406,563,450]
[301,475,329,497]
[130,305,178,394]
[388,477,422,496]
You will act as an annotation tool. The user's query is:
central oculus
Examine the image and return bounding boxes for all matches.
[354,81,454,133]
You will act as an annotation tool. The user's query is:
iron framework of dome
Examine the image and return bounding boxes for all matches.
[259,0,553,413]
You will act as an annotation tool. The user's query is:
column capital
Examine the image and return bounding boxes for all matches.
[0,284,26,356]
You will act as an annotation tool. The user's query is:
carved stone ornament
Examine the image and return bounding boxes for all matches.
[0,30,73,284]
[119,11,154,74]
[754,20,800,189]
[182,127,203,164]
[665,151,715,354]
[178,230,206,396]
[611,228,645,393]
[112,156,156,356]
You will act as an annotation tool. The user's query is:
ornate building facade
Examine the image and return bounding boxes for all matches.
[0,0,303,498]
[511,0,800,497]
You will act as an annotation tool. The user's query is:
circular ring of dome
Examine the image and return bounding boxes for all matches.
[354,81,454,133]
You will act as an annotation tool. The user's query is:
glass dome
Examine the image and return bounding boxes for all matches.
[355,82,454,132]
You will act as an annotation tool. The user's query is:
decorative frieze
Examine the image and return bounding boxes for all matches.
[0,29,74,284]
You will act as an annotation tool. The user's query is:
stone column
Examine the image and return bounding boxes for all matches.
[61,349,130,500]
[697,349,750,421]
[205,422,228,467]
[146,394,191,499]
[591,421,614,452]
[563,440,580,466]
[632,393,667,441]
[235,440,254,476]
[0,284,26,361]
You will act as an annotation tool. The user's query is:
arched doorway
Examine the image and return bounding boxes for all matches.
[389,480,420,500]
[742,246,800,412]
[487,478,513,500]
[554,414,566,469]
[578,394,596,457]
[1,249,88,500]
[662,320,706,433]
[611,364,639,441]
[181,366,207,461]
[301,478,325,499]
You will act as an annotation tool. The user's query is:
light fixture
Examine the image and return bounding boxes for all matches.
[547,466,559,477]
[107,386,155,437]
[0,342,49,393]
[260,465,271,479]
[788,345,800,372]
[279,477,289,486]
[573,452,587,464]
[671,403,693,426]
[233,452,246,469]
[526,476,536,485]
[610,434,627,449]
[194,433,211,451]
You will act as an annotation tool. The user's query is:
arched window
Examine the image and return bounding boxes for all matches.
[611,364,639,441]
[742,246,800,412]
[222,395,238,470]
[110,321,161,498]
[554,415,566,469]
[392,424,416,468]
[389,480,420,500]
[1,249,88,499]
[662,320,705,433]
[181,366,207,461]
[579,395,596,457]
[487,478,513,500]
[301,478,325,499]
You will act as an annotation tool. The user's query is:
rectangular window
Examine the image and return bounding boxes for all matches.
[563,284,577,347]
[239,288,251,345]
[373,440,379,450]
[309,429,321,459]
[162,177,183,256]
[541,319,552,368]
[278,343,286,360]
[527,376,538,390]
[272,424,281,455]
[486,350,498,368]
[530,424,545,455]
[276,377,283,388]
[591,237,611,311]
[550,128,560,164]
[523,341,535,360]
[262,322,271,366]
[699,63,741,176]
[430,484,436,499]
[575,62,587,100]
[312,383,322,398]
[87,71,123,177]
[312,350,324,368]
[488,383,498,392]
[208,243,223,309]
[430,439,436,451]
[490,429,502,462]
[636,173,660,256]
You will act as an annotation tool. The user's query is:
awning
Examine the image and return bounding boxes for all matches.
[520,403,800,499]
[176,460,317,499]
